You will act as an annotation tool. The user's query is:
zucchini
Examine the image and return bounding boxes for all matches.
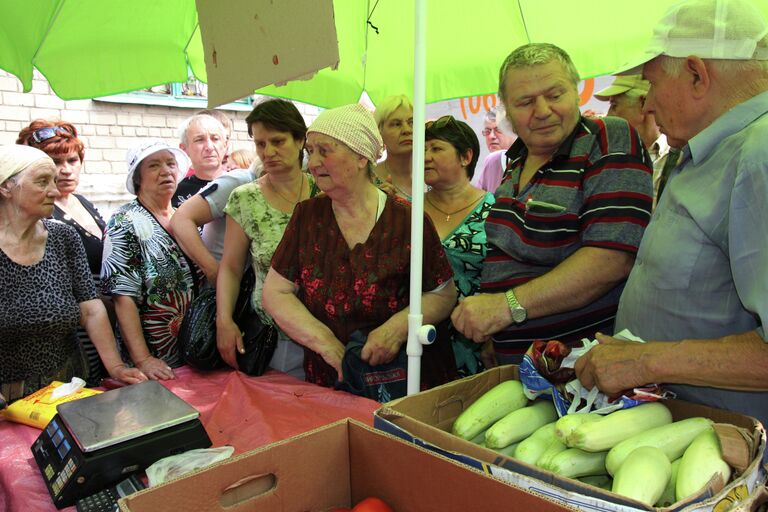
[545,448,608,478]
[579,474,613,491]
[605,417,713,475]
[485,400,558,449]
[612,446,671,506]
[451,380,528,440]
[555,413,602,443]
[514,422,558,465]
[655,459,681,508]
[536,438,567,468]
[675,428,732,502]
[568,402,672,452]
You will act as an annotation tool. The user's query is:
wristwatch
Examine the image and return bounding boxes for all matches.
[505,289,528,324]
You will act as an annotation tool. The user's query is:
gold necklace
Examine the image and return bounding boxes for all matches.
[426,191,484,222]
[269,173,304,205]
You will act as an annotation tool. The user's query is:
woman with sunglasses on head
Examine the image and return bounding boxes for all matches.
[262,104,458,397]
[17,120,110,385]
[373,95,414,202]
[0,145,146,402]
[424,116,496,376]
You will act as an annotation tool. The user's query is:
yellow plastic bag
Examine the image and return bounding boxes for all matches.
[0,381,102,429]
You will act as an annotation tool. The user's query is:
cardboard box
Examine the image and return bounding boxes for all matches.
[374,365,768,512]
[119,417,576,512]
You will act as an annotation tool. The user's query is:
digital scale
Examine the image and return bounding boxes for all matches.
[31,380,212,509]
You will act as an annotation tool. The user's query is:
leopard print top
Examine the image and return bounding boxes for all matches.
[0,220,96,383]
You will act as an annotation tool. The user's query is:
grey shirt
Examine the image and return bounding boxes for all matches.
[616,90,768,427]
[199,168,257,261]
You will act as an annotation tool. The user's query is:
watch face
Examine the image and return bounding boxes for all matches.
[512,307,527,323]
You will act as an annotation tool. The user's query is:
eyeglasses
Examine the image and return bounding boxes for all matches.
[29,126,73,145]
[481,127,504,136]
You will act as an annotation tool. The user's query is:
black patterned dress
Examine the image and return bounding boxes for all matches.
[52,194,107,384]
[0,220,96,402]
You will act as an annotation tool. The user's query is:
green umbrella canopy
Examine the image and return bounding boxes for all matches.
[2,0,767,107]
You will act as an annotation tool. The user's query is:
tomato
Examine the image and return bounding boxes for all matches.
[352,497,395,512]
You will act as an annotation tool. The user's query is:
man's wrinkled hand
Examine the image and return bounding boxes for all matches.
[451,293,512,343]
[574,333,649,394]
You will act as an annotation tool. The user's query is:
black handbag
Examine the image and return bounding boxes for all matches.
[178,267,277,376]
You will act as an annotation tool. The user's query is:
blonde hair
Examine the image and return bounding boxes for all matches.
[229,148,255,170]
[374,95,413,130]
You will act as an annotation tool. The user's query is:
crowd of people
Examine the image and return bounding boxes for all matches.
[1,0,766,428]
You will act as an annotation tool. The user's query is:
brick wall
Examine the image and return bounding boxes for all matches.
[0,70,321,218]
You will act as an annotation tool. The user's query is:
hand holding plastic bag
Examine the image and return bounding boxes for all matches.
[519,329,670,416]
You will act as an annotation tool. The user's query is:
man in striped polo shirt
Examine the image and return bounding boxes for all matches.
[452,43,653,365]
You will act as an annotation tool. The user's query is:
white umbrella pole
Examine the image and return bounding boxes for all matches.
[406,0,433,396]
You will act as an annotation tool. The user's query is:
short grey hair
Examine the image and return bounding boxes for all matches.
[177,114,226,146]
[498,43,580,103]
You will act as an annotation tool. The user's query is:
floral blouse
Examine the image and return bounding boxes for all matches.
[440,191,495,375]
[101,199,197,368]
[223,174,319,325]
[271,193,454,387]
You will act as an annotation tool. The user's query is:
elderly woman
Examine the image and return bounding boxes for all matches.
[262,104,458,391]
[0,145,145,402]
[373,95,414,201]
[217,99,319,379]
[17,120,110,384]
[424,116,496,375]
[101,140,197,380]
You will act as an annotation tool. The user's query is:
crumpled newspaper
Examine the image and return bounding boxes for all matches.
[519,329,671,416]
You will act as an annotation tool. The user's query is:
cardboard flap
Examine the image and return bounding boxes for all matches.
[714,422,757,475]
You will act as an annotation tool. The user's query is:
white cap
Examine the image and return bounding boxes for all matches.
[125,139,191,195]
[619,0,768,74]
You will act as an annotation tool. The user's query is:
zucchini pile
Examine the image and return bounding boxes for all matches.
[452,382,735,507]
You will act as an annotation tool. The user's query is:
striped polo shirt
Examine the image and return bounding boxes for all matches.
[482,116,653,364]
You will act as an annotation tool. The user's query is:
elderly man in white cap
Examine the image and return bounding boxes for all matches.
[595,75,675,207]
[576,0,768,427]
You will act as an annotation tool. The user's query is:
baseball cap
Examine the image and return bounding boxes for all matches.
[125,139,191,194]
[594,75,651,100]
[618,0,768,74]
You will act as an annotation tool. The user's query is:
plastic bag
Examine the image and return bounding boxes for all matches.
[145,446,235,487]
[519,329,670,416]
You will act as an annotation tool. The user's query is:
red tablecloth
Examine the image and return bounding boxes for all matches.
[0,367,379,512]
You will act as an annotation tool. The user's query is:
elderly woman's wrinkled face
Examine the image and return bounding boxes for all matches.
[137,150,179,197]
[424,139,470,188]
[50,151,83,196]
[380,105,413,157]
[7,161,60,218]
[306,132,368,195]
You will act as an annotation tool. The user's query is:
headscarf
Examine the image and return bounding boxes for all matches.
[0,145,53,187]
[307,104,383,163]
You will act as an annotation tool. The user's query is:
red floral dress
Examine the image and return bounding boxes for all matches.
[271,194,455,387]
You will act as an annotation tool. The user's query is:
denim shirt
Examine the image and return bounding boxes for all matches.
[616,90,768,427]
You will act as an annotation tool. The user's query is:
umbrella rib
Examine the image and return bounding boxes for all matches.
[31,0,67,65]
[516,0,531,42]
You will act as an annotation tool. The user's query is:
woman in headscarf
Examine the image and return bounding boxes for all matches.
[0,145,145,402]
[101,140,197,380]
[18,120,111,384]
[263,104,458,394]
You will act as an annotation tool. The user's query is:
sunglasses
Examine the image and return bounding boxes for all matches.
[30,126,73,145]
[426,115,472,147]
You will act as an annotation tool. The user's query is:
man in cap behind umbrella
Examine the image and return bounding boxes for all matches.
[595,75,674,207]
[575,0,768,427]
